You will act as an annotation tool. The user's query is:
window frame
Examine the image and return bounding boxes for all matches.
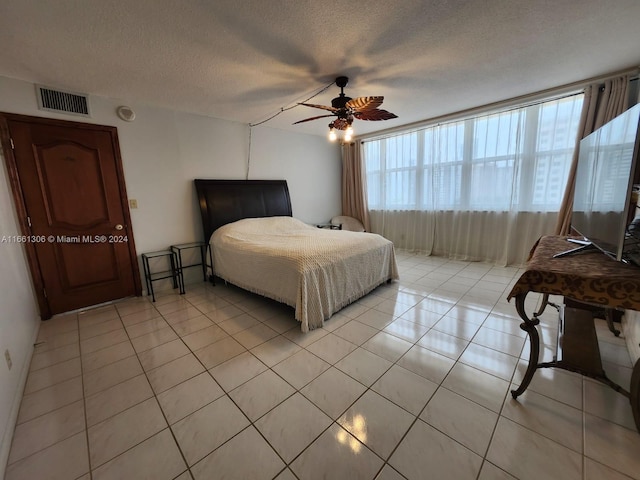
[364,93,585,213]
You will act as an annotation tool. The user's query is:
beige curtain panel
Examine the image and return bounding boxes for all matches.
[554,75,630,235]
[341,142,371,232]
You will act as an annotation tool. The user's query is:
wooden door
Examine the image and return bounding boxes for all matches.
[1,114,141,318]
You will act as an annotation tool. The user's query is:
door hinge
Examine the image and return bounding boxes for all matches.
[10,138,15,150]
[42,288,47,299]
[27,216,32,227]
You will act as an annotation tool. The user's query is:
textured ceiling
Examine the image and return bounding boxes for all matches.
[1,0,639,136]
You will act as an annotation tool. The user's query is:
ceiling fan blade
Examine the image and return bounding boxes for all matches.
[298,102,338,113]
[354,109,398,121]
[346,96,384,112]
[292,114,337,125]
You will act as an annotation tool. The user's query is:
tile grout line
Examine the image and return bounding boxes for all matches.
[156,288,401,477]
[8,253,639,480]
[158,290,301,478]
[73,302,174,477]
[113,300,194,480]
[77,312,94,480]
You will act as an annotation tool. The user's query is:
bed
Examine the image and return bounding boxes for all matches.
[194,179,398,331]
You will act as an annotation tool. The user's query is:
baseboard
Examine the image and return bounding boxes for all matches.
[0,323,39,479]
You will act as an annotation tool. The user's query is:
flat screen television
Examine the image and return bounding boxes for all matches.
[568,103,640,263]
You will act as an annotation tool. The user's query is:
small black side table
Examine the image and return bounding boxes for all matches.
[170,242,211,288]
[316,223,342,230]
[141,250,184,302]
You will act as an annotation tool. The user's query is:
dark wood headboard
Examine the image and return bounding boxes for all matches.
[194,179,293,242]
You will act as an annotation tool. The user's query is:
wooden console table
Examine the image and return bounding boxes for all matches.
[507,235,640,431]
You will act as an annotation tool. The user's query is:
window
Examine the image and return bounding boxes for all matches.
[364,94,584,212]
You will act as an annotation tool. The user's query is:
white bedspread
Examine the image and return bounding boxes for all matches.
[211,216,399,331]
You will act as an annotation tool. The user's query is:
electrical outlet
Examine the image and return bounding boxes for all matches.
[4,349,12,370]
[129,199,138,209]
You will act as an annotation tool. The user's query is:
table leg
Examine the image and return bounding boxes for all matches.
[632,359,640,432]
[534,293,549,317]
[511,292,541,399]
[200,244,207,282]
[604,308,621,337]
[169,248,179,290]
[142,255,156,302]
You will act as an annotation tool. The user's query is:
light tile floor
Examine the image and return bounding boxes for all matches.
[4,251,640,479]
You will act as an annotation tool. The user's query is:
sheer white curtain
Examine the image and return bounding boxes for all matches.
[364,95,584,265]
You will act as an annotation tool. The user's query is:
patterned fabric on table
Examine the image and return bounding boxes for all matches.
[507,235,640,310]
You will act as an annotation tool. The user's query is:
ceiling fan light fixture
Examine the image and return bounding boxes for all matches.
[328,124,337,141]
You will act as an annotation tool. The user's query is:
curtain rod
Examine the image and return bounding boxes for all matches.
[358,65,640,143]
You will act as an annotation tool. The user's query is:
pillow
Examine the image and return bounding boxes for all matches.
[331,215,365,232]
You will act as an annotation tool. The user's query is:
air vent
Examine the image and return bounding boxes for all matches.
[36,85,91,117]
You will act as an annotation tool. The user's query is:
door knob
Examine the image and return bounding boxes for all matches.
[115,224,124,230]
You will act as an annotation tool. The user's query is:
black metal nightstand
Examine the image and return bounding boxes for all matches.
[316,223,342,230]
[141,250,184,302]
[170,242,212,288]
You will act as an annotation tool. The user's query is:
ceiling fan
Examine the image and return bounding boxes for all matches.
[293,76,398,141]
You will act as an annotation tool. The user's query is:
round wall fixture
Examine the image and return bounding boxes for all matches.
[116,105,136,122]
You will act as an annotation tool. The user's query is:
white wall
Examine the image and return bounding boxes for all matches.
[0,75,342,269]
[0,150,41,477]
[0,75,342,474]
[249,127,341,222]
